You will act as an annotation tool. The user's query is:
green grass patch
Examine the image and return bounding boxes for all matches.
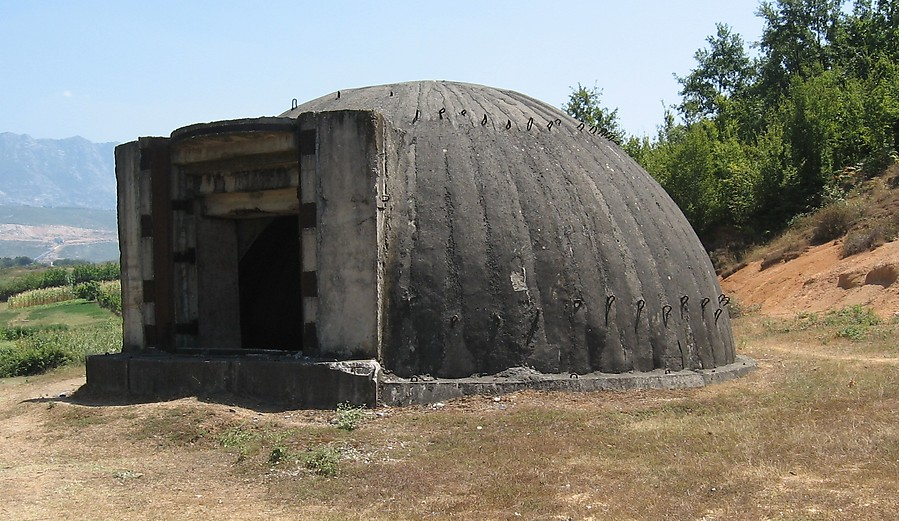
[0,299,115,329]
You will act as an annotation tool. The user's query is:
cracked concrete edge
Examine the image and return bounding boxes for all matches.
[377,355,756,406]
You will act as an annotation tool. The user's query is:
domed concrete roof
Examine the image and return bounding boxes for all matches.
[282,81,735,378]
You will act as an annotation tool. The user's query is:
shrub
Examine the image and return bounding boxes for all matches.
[96,280,122,314]
[842,226,885,257]
[0,342,70,377]
[809,203,858,245]
[0,321,121,377]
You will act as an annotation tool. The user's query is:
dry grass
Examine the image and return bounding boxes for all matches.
[3,313,899,520]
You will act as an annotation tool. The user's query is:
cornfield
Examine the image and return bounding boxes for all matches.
[7,286,76,309]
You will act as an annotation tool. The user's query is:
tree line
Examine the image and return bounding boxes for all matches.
[566,0,898,251]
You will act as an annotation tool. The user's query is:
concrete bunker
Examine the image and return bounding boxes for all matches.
[86,81,752,407]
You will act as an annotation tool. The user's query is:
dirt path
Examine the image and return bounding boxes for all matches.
[0,369,303,520]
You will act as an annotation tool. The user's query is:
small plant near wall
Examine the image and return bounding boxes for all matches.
[335,402,365,431]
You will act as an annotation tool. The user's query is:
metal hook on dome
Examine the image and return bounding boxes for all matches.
[460,109,467,116]
[506,119,512,130]
[569,373,579,379]
[714,308,723,323]
[700,297,711,310]
[413,109,420,124]
[635,299,645,333]
[337,91,340,99]
[680,295,689,309]
[481,114,488,126]
[527,117,534,131]
[390,90,394,97]
[721,296,730,307]
[438,107,446,120]
[291,98,298,110]
[718,293,727,304]
[662,304,673,327]
[547,120,555,130]
[605,295,616,325]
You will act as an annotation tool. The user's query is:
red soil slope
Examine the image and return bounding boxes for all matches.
[721,239,899,320]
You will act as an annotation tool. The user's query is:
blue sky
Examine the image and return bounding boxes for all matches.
[1,1,766,144]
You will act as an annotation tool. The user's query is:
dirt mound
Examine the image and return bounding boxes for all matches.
[721,238,899,319]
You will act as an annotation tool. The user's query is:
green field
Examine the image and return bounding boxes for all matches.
[0,299,121,377]
[0,299,115,328]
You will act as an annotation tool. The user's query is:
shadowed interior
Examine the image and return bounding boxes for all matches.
[238,216,302,350]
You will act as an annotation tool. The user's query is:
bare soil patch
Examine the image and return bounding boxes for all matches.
[722,238,899,319]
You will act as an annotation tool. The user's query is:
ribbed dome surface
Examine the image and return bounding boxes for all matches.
[282,81,735,378]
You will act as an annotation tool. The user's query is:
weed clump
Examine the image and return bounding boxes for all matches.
[304,444,341,477]
[335,402,365,431]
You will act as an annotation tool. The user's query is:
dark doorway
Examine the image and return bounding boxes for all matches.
[238,216,302,350]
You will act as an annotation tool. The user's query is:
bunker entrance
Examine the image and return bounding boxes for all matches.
[238,215,302,350]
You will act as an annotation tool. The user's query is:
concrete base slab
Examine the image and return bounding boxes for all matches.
[83,352,380,409]
[379,355,756,406]
[83,352,755,409]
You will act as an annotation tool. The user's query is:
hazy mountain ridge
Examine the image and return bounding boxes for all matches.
[0,132,117,210]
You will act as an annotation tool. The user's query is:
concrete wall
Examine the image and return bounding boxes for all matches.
[299,111,383,359]
[115,141,146,352]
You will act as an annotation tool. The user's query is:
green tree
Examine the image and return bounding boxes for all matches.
[756,0,844,100]
[563,83,625,144]
[677,23,755,123]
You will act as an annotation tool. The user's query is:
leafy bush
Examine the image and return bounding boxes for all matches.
[96,280,122,314]
[0,342,69,376]
[0,321,121,377]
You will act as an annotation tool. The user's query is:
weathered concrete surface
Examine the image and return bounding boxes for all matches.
[83,353,380,408]
[379,355,756,406]
[298,111,381,359]
[282,81,736,378]
[84,353,754,408]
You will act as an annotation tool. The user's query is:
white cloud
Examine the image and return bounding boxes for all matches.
[62,90,73,98]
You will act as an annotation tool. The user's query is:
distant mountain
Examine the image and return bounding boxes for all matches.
[0,132,117,210]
